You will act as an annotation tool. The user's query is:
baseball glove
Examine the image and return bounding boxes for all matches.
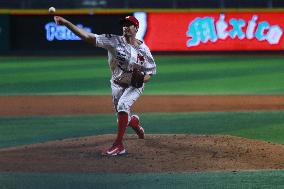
[131,68,144,88]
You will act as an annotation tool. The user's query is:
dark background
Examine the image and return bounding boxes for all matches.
[0,0,284,8]
[0,15,10,52]
[8,14,127,55]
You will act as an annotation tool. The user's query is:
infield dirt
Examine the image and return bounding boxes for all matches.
[1,95,284,116]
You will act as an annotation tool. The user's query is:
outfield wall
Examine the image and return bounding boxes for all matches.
[1,9,284,55]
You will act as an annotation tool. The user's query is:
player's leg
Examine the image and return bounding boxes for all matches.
[103,84,143,156]
[117,86,145,140]
[114,86,143,143]
[102,82,126,156]
[128,114,144,139]
[103,111,128,156]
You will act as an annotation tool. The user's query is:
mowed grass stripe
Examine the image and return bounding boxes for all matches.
[0,78,111,94]
[0,58,110,94]
[158,56,283,70]
[1,56,284,94]
[149,56,284,94]
[148,73,284,95]
[1,111,284,149]
[0,68,109,84]
[0,57,107,74]
[0,57,106,65]
[0,58,109,83]
[0,61,101,75]
[1,170,284,189]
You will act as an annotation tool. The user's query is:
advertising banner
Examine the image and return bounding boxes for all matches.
[9,14,127,53]
[143,12,284,51]
[6,11,284,54]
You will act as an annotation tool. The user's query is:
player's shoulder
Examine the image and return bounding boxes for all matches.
[139,41,151,51]
[97,34,121,45]
[95,34,120,40]
[101,34,120,39]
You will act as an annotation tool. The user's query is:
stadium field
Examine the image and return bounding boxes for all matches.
[0,55,284,189]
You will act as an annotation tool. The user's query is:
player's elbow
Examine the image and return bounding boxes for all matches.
[83,34,96,44]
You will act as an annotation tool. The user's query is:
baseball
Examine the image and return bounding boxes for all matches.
[48,7,56,14]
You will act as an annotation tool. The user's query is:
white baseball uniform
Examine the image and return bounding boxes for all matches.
[95,34,156,119]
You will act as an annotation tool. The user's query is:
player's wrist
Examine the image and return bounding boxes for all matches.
[144,75,151,83]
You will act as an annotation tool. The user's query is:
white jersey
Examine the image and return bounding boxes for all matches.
[95,34,156,85]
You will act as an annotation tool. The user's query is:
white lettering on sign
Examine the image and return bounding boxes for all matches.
[45,22,92,41]
[186,14,283,47]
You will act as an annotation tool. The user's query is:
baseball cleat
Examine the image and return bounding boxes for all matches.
[102,143,127,156]
[129,115,145,139]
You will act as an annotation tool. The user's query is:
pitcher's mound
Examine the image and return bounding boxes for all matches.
[0,134,284,173]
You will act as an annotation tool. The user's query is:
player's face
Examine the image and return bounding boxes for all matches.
[122,22,137,37]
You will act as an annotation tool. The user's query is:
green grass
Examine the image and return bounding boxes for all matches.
[1,170,284,189]
[1,111,284,149]
[1,56,284,95]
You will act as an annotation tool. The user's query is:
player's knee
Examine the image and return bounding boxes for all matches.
[117,102,130,113]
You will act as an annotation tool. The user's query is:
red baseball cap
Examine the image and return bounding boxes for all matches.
[120,16,139,27]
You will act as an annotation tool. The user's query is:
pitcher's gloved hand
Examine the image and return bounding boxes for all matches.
[131,68,144,88]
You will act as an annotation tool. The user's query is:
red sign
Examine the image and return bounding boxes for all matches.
[143,12,284,51]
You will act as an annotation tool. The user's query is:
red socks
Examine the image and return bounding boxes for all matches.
[114,112,128,145]
[129,116,139,128]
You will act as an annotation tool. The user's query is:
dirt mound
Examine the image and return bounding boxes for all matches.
[0,134,283,173]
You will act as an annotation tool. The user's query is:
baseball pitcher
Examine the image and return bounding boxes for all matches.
[54,15,156,156]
